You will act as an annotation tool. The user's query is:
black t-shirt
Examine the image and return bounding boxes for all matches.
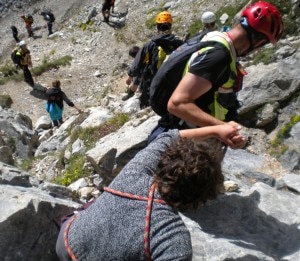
[188,45,231,113]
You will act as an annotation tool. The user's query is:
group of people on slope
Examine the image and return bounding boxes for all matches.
[10,10,56,85]
[123,9,230,107]
[10,10,81,128]
[16,10,55,39]
[55,1,284,260]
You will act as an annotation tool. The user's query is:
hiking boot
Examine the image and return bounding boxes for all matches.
[122,90,135,101]
[104,16,109,23]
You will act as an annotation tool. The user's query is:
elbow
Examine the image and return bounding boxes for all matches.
[167,98,179,116]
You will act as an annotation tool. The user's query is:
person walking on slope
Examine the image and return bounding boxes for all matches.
[125,11,183,109]
[10,26,20,43]
[201,11,219,33]
[12,40,35,87]
[21,14,34,37]
[122,45,141,101]
[102,0,115,23]
[56,122,244,261]
[46,80,82,127]
[40,10,55,36]
[184,11,219,42]
[148,1,284,148]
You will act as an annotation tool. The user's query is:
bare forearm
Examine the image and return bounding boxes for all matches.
[168,102,224,127]
[179,122,246,149]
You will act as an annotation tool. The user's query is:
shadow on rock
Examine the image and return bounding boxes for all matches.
[30,84,47,100]
[183,190,300,260]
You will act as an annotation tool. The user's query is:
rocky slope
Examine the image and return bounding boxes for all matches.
[1,0,300,260]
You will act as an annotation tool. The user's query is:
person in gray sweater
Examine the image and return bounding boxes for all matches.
[56,122,244,261]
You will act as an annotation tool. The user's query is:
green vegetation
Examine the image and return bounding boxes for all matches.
[70,112,130,150]
[32,55,72,76]
[78,20,95,31]
[18,157,35,171]
[270,115,300,157]
[252,47,276,65]
[54,153,90,186]
[0,95,13,108]
[0,55,72,85]
[54,112,130,186]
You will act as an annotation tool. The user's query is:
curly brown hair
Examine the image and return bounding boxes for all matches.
[154,138,224,210]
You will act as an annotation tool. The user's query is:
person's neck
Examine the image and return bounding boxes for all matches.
[226,28,250,57]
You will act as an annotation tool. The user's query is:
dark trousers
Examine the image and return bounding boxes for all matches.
[13,33,20,43]
[139,78,150,109]
[22,65,34,87]
[47,22,53,35]
[52,118,63,127]
[26,25,33,37]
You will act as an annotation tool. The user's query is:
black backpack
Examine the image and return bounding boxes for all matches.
[46,87,62,102]
[142,34,183,82]
[149,40,228,116]
[11,48,21,65]
[48,12,55,23]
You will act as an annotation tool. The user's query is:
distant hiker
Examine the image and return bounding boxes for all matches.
[45,80,82,127]
[11,26,20,43]
[148,1,284,147]
[56,122,244,260]
[21,14,34,37]
[40,10,55,36]
[201,11,219,33]
[11,40,34,87]
[102,0,115,22]
[122,45,141,101]
[125,11,183,109]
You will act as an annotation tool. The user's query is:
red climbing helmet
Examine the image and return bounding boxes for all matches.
[241,1,284,44]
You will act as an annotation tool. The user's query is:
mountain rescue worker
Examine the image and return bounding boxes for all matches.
[183,11,218,43]
[56,122,244,261]
[46,80,82,127]
[126,11,183,108]
[148,1,284,147]
[11,25,20,43]
[102,0,115,23]
[122,45,141,101]
[12,40,34,87]
[21,14,34,37]
[40,10,55,36]
[201,11,219,33]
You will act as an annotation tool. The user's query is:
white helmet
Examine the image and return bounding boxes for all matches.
[18,40,26,46]
[201,11,216,24]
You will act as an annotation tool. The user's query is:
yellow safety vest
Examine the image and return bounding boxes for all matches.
[183,31,239,120]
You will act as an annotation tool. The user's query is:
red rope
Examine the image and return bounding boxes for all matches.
[144,183,155,261]
[103,186,166,204]
[63,185,166,261]
[63,215,79,261]
[103,185,166,260]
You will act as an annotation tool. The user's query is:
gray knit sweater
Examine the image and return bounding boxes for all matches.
[67,130,192,260]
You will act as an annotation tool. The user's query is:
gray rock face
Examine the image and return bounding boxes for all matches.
[181,183,300,260]
[0,108,38,161]
[0,0,300,260]
[0,185,80,261]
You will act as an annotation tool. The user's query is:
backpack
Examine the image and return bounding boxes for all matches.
[26,15,34,24]
[46,87,62,102]
[11,48,21,65]
[142,34,183,82]
[48,12,55,22]
[149,40,229,116]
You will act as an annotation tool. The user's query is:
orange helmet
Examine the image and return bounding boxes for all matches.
[241,1,284,44]
[155,11,172,24]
